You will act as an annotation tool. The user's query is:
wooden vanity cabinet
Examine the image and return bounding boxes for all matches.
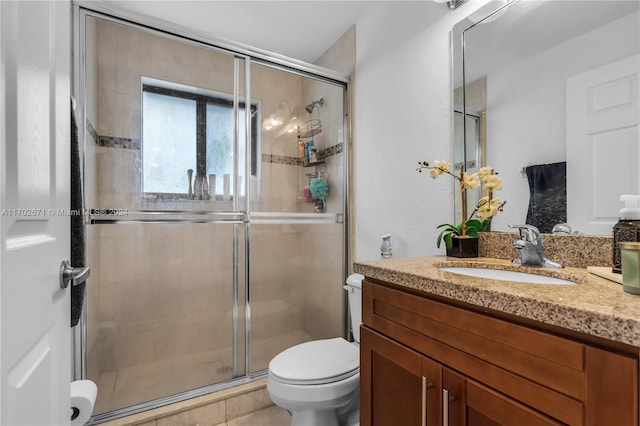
[360,326,442,426]
[360,279,639,426]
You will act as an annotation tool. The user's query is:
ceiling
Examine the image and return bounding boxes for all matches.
[462,0,640,83]
[96,0,389,63]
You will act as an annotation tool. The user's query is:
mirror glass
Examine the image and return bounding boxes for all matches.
[453,0,640,235]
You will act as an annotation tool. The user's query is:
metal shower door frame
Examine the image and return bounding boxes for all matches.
[71,3,351,423]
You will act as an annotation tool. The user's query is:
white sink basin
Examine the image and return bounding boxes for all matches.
[439,266,578,285]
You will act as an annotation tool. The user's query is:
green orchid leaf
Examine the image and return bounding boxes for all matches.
[465,226,479,238]
[443,233,453,249]
[436,223,459,233]
[435,222,464,249]
[465,219,483,229]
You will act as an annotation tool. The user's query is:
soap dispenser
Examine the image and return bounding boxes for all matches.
[613,194,640,273]
[381,234,392,259]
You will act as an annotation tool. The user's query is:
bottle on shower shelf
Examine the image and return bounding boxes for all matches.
[308,142,318,164]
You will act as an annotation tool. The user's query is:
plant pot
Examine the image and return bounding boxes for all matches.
[446,236,479,258]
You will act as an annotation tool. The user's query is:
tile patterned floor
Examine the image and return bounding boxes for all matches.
[99,378,291,426]
[225,406,291,426]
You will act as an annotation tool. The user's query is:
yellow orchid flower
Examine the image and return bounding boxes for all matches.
[462,172,480,190]
[482,174,503,190]
[429,160,451,179]
[478,166,494,177]
[417,159,506,246]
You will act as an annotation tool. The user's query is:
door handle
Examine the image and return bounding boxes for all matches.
[60,260,90,289]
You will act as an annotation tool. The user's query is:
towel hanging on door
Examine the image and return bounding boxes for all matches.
[525,162,567,234]
[70,98,86,327]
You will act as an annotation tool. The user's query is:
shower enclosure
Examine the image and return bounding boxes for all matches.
[74,8,349,421]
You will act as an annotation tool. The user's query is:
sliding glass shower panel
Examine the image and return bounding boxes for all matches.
[248,63,346,215]
[83,14,248,415]
[80,8,348,420]
[453,110,481,219]
[83,15,249,212]
[86,223,244,414]
[248,223,344,373]
[248,62,347,374]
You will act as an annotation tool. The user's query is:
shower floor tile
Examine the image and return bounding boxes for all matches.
[93,346,234,415]
[93,328,315,415]
[227,405,291,426]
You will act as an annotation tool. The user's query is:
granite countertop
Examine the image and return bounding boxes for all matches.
[353,256,640,347]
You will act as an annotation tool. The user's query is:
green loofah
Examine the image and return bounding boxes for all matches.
[310,177,329,199]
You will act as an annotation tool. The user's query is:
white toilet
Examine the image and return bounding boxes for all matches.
[267,273,364,426]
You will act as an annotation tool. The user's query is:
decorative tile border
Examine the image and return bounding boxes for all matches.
[319,143,343,159]
[98,135,141,150]
[263,153,301,166]
[86,120,99,145]
[87,120,141,150]
[88,119,343,166]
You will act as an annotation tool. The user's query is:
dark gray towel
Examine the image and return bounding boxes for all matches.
[525,162,567,234]
[71,99,85,327]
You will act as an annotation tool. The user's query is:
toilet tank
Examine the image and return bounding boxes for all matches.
[345,274,364,343]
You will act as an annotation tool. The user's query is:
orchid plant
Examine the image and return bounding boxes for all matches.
[417,160,506,249]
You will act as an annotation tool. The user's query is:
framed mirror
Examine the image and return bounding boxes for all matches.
[453,0,639,235]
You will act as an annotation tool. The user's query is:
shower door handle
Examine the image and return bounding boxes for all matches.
[59,260,90,289]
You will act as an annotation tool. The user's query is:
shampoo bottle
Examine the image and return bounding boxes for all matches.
[613,194,640,273]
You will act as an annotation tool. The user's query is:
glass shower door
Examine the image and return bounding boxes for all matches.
[454,109,482,223]
[81,13,248,415]
[78,7,350,421]
[247,62,347,374]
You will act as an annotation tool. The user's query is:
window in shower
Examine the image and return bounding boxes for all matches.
[142,79,258,197]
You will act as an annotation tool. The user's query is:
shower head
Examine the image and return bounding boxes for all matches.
[304,98,324,113]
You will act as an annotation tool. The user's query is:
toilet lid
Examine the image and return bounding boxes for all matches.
[269,338,359,385]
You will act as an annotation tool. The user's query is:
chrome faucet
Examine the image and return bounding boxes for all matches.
[508,224,563,268]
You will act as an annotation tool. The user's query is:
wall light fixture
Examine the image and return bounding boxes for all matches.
[433,0,467,10]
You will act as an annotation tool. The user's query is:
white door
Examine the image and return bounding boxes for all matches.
[567,55,640,235]
[1,1,72,425]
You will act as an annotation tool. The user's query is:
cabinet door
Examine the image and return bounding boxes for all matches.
[361,327,442,426]
[442,368,563,426]
[443,368,467,425]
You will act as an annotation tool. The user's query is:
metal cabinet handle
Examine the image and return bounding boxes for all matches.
[421,377,432,426]
[59,260,90,289]
[442,388,449,426]
[442,389,456,426]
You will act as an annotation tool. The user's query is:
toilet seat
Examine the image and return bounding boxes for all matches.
[268,338,359,385]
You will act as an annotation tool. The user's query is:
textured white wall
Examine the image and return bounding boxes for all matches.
[353,1,490,261]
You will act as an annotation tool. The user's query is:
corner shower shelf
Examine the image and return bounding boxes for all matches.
[298,128,322,139]
[298,118,322,139]
[304,161,325,168]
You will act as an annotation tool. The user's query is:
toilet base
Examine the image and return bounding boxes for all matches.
[267,373,359,426]
[290,407,359,426]
[291,409,339,426]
